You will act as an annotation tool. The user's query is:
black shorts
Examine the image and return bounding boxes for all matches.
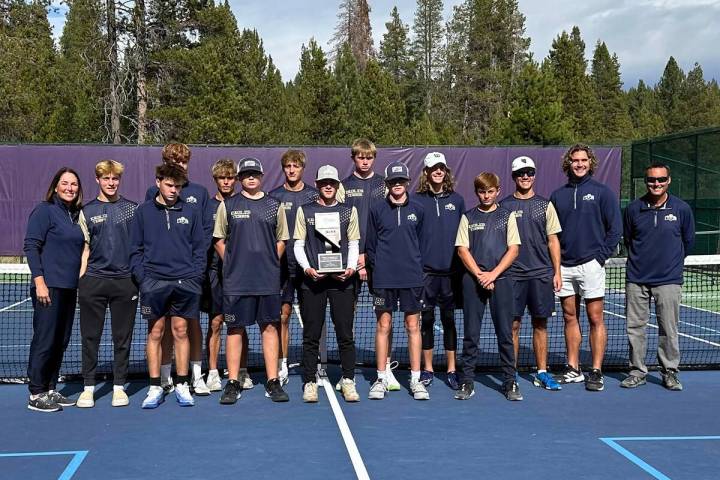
[223,294,281,328]
[139,277,201,321]
[422,273,458,310]
[200,269,223,315]
[373,287,424,313]
[280,274,302,305]
[512,276,555,318]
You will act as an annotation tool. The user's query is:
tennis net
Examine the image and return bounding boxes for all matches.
[1,256,719,382]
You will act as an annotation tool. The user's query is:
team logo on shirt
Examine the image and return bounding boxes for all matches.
[231,210,251,219]
[583,193,595,201]
[280,202,293,210]
[185,196,198,204]
[141,305,152,316]
[407,213,418,222]
[225,314,236,322]
[469,222,485,231]
[346,188,364,198]
[513,210,524,218]
[665,214,677,222]
[90,214,107,224]
[445,203,456,211]
[177,216,189,224]
[307,217,315,225]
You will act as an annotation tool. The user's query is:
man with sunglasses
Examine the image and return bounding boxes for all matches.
[550,144,622,392]
[621,162,694,391]
[500,156,562,391]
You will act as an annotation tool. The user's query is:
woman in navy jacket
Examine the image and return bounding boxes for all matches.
[24,167,85,412]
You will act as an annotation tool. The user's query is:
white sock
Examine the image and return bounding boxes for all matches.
[377,370,387,381]
[160,364,172,383]
[538,369,547,374]
[113,385,124,392]
[281,358,288,369]
[30,394,40,400]
[84,385,95,393]
[191,361,202,380]
[209,368,219,377]
[411,370,421,383]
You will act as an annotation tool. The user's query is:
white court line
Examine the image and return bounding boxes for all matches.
[320,377,370,480]
[292,304,303,328]
[602,307,720,348]
[0,297,31,312]
[605,300,720,335]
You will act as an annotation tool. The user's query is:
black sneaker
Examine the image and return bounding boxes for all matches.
[662,371,683,391]
[28,393,62,412]
[47,390,75,407]
[504,381,523,401]
[220,380,242,405]
[265,378,289,402]
[555,365,585,384]
[586,368,604,391]
[454,382,475,400]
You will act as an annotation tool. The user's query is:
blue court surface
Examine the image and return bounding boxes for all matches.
[2,368,719,480]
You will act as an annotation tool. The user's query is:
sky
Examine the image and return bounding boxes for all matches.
[46,0,720,89]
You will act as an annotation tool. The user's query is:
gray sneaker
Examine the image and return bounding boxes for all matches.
[504,381,523,401]
[454,382,475,400]
[662,371,683,391]
[620,375,646,388]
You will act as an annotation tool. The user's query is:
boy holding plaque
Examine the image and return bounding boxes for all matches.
[293,165,360,403]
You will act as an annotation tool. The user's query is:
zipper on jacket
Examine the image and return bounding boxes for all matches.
[435,197,440,217]
[165,209,170,230]
[397,205,401,226]
[573,184,577,209]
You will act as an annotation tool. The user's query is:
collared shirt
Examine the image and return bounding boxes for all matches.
[455,205,520,278]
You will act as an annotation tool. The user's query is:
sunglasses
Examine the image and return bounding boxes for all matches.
[645,176,669,184]
[387,179,408,186]
[513,169,536,178]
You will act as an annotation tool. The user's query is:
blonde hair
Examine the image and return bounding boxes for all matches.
[281,149,307,168]
[211,158,236,178]
[162,143,191,165]
[473,172,500,191]
[416,165,455,193]
[95,159,124,178]
[351,138,376,159]
[562,144,598,176]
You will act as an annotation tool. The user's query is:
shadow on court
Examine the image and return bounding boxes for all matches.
[1,368,719,479]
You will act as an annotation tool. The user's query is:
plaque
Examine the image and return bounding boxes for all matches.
[315,211,344,273]
[317,253,344,273]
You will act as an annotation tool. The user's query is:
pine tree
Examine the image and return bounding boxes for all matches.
[656,56,685,133]
[547,26,598,142]
[411,0,444,114]
[626,80,665,139]
[379,7,411,82]
[490,59,571,145]
[678,63,716,130]
[590,41,633,142]
[331,42,363,143]
[356,58,405,144]
[0,0,58,142]
[329,0,374,70]
[50,0,107,142]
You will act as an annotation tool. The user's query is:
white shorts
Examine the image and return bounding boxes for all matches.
[557,259,606,299]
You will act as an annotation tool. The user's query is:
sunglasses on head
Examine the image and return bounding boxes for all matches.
[645,176,669,184]
[513,169,536,178]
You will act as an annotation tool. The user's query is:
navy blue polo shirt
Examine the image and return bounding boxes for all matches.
[24,195,85,289]
[269,184,319,276]
[623,194,695,286]
[365,196,425,289]
[80,196,138,279]
[340,173,386,253]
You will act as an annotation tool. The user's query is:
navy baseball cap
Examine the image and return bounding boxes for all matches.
[385,161,410,181]
[237,158,264,175]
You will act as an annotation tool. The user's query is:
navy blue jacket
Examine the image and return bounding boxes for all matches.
[146,181,213,249]
[623,195,695,286]
[81,196,138,279]
[24,195,85,289]
[366,196,424,289]
[413,191,465,274]
[129,198,206,284]
[550,174,622,267]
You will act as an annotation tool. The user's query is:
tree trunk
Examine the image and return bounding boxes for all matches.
[107,0,121,143]
[134,0,147,144]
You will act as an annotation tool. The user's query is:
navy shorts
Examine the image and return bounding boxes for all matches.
[201,269,223,315]
[280,274,302,304]
[422,273,458,310]
[512,276,555,318]
[223,294,281,328]
[140,277,201,321]
[373,287,424,313]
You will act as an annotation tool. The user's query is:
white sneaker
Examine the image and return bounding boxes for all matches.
[368,379,388,400]
[142,386,165,409]
[340,378,360,402]
[192,375,211,396]
[239,371,254,389]
[303,382,319,403]
[279,364,289,386]
[206,370,222,392]
[410,379,430,400]
[175,382,194,406]
[76,390,94,408]
[385,361,401,391]
[111,389,129,407]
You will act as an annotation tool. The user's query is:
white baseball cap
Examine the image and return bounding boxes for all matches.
[511,156,536,172]
[316,165,340,182]
[424,152,447,169]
